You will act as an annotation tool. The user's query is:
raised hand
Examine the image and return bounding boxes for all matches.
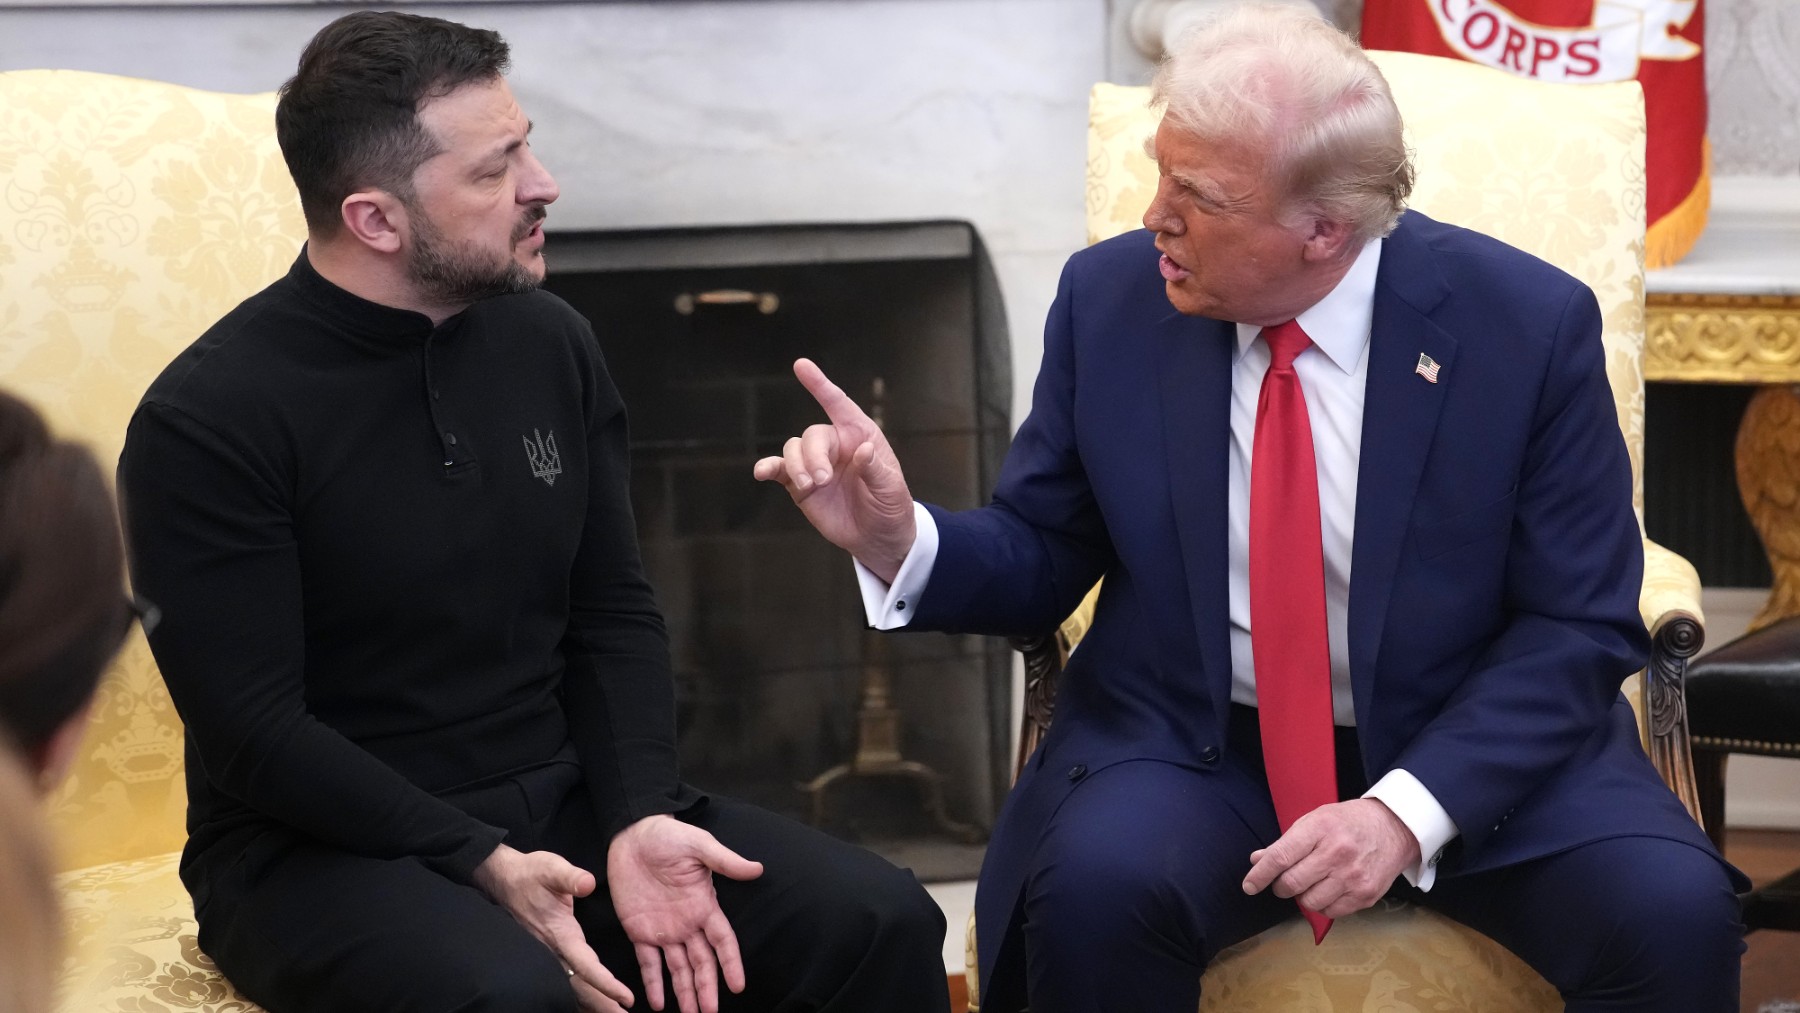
[751,358,917,583]
[607,815,765,1013]
[471,843,637,1011]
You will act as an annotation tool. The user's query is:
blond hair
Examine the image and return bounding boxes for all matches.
[0,747,58,1013]
[1151,2,1414,242]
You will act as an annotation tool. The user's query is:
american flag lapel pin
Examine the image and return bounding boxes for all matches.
[1414,353,1441,383]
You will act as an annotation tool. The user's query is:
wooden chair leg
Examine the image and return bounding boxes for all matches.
[1692,748,1728,853]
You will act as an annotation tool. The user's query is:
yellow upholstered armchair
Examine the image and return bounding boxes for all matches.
[0,69,302,1012]
[966,51,1709,1012]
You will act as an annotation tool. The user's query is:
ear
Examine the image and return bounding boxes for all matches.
[33,701,92,793]
[338,189,407,256]
[1300,214,1355,263]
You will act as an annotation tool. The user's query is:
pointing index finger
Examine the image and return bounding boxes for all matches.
[793,358,871,430]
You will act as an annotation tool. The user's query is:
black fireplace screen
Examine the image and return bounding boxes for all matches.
[542,221,1012,880]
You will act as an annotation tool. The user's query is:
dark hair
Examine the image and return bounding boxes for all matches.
[276,10,511,233]
[0,390,127,757]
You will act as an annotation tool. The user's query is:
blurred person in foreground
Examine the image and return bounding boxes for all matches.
[0,749,57,1013]
[0,386,141,1013]
[756,6,1744,1012]
[0,388,135,789]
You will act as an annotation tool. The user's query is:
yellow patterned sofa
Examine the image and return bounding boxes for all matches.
[966,51,1711,1012]
[0,68,304,1012]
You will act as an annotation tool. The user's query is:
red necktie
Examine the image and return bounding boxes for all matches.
[1249,319,1337,944]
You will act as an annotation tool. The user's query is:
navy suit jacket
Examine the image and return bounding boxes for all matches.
[911,213,1723,1002]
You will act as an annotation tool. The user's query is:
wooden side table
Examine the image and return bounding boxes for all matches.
[1646,177,1800,631]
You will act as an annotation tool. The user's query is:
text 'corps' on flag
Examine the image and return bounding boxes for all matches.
[1362,0,1708,267]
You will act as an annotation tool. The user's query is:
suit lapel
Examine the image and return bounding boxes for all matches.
[1349,216,1457,724]
[1157,310,1236,703]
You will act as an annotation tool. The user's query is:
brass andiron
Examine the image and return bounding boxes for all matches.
[801,378,983,844]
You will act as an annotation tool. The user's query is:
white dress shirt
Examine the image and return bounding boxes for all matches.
[856,237,1458,889]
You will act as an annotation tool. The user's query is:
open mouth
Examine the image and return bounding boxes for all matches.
[515,209,548,245]
[1158,251,1191,282]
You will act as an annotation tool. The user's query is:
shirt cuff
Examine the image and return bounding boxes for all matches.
[853,502,937,630]
[1364,768,1460,892]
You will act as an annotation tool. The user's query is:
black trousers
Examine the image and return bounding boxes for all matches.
[193,763,950,1013]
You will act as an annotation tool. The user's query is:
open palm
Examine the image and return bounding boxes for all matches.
[607,815,763,1013]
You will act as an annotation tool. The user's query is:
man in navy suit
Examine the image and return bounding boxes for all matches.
[757,6,1743,1012]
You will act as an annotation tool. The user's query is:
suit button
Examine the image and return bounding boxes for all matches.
[1068,764,1087,781]
[1199,746,1220,764]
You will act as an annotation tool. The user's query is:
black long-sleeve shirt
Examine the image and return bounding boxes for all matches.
[119,251,696,890]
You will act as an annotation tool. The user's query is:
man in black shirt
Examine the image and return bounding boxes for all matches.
[118,12,946,1013]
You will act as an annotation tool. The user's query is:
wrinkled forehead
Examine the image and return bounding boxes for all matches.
[415,75,526,161]
[1146,117,1275,184]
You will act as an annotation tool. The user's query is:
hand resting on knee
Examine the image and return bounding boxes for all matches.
[1242,798,1420,919]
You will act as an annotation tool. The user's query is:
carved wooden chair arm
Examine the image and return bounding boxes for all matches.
[1646,607,1706,828]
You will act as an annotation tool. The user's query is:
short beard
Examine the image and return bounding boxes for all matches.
[406,202,545,307]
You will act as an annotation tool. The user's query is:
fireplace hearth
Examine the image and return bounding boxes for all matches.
[542,221,1012,880]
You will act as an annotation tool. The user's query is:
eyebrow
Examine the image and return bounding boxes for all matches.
[1171,170,1210,195]
[480,120,534,168]
[1143,133,1250,210]
[1145,136,1217,198]
[1166,165,1231,208]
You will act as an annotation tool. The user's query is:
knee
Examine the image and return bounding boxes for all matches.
[1026,826,1186,937]
[751,856,947,1005]
[1606,846,1739,941]
[773,856,945,977]
[1583,843,1743,987]
[839,861,946,952]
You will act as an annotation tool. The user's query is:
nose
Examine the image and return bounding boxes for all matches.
[1143,177,1183,235]
[520,148,560,207]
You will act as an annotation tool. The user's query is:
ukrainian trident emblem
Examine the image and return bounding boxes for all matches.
[523,428,562,487]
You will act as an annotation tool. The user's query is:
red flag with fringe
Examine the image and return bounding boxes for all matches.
[1362,1,1708,267]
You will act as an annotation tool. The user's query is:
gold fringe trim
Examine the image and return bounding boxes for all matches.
[1646,137,1711,269]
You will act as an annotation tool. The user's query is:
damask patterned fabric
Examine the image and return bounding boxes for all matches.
[1198,905,1558,1013]
[2,70,304,874]
[965,901,1558,1013]
[57,854,258,1013]
[0,67,301,1012]
[962,52,1710,1013]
